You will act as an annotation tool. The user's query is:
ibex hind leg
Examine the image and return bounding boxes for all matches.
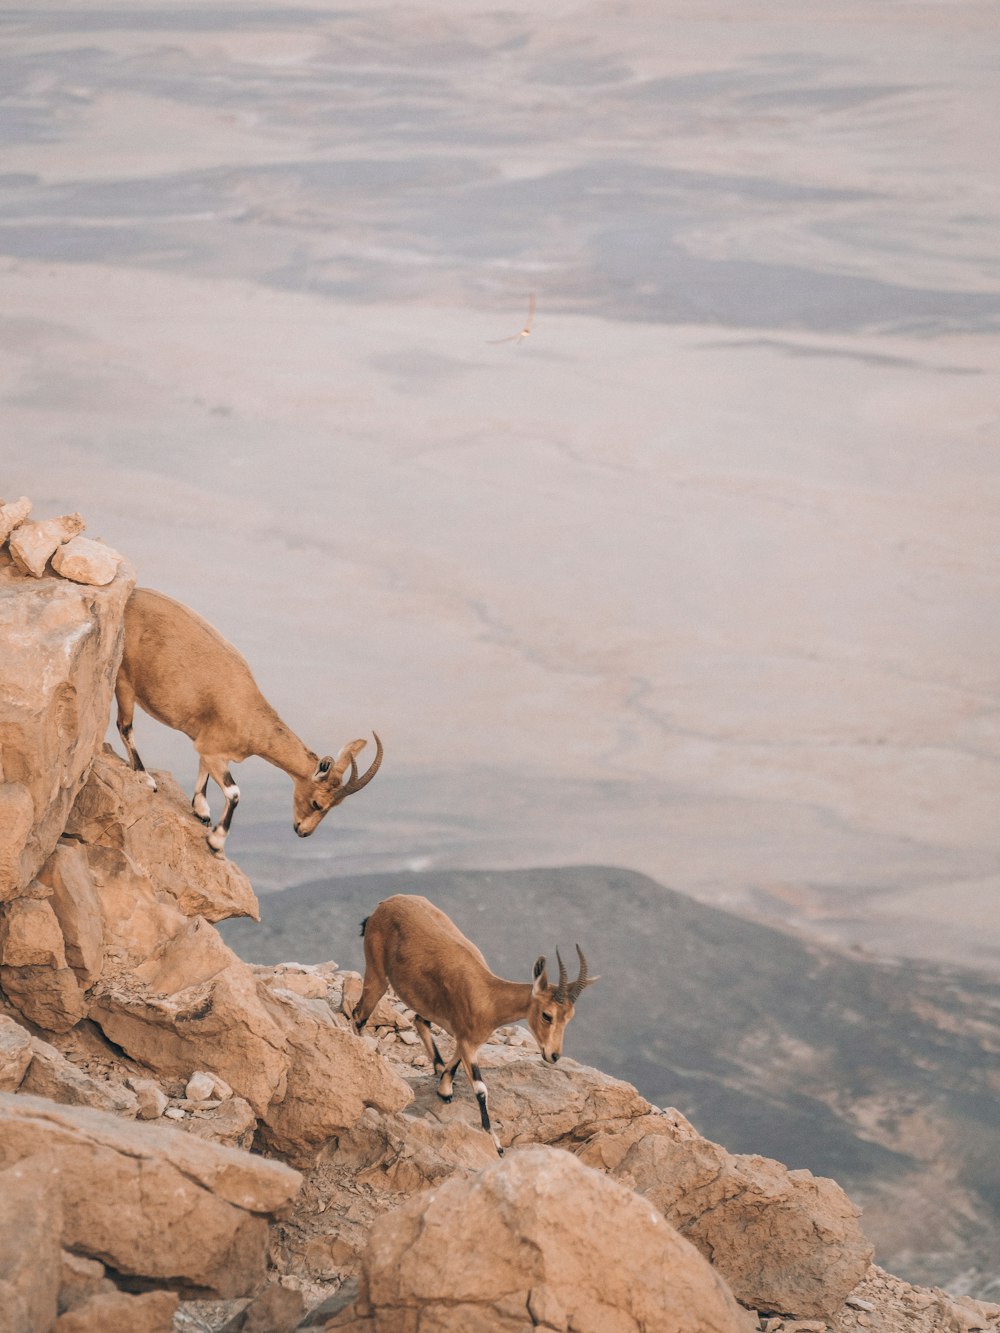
[191,759,212,825]
[114,681,157,791]
[414,1015,446,1075]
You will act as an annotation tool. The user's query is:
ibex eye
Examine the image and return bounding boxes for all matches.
[542,1012,553,1024]
[311,800,323,812]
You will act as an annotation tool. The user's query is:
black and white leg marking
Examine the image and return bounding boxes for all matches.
[206,766,240,855]
[469,1061,503,1156]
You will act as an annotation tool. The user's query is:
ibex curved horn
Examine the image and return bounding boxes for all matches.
[567,944,594,1002]
[340,732,383,796]
[554,948,570,1003]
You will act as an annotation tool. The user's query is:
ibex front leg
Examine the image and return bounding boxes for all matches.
[201,755,240,856]
[459,1043,503,1156]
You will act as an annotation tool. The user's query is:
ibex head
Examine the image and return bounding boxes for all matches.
[526,944,597,1064]
[293,732,383,837]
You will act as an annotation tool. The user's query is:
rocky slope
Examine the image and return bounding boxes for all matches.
[219,865,1000,1296]
[1,511,999,1333]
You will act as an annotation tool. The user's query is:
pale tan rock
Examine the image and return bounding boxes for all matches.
[187,1070,218,1101]
[0,495,32,543]
[338,1146,749,1333]
[0,962,87,1032]
[130,1077,169,1120]
[0,783,34,903]
[90,960,289,1118]
[218,1282,307,1332]
[8,512,85,577]
[0,1154,63,1333]
[57,1251,113,1315]
[51,536,123,587]
[0,1012,32,1090]
[0,556,134,899]
[65,750,259,923]
[258,986,413,1160]
[21,1037,138,1117]
[579,1116,872,1318]
[180,1095,257,1150]
[0,1092,301,1297]
[37,842,105,985]
[0,894,68,967]
[54,1288,179,1332]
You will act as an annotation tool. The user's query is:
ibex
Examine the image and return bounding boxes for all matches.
[115,587,382,855]
[354,894,596,1153]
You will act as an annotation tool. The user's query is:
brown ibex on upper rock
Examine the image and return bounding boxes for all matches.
[354,894,596,1153]
[115,587,382,856]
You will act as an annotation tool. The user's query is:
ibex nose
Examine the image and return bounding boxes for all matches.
[551,1052,560,1063]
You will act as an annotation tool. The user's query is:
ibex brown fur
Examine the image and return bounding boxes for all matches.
[115,588,382,855]
[354,894,596,1153]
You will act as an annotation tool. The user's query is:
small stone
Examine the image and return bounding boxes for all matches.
[163,1105,186,1120]
[51,536,122,587]
[185,1071,217,1102]
[131,1080,169,1120]
[0,495,31,543]
[846,1297,875,1312]
[8,513,85,577]
[397,1028,419,1045]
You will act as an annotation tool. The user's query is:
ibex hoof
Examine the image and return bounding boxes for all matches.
[497,1146,505,1157]
[438,1092,453,1104]
[146,776,158,792]
[206,840,226,859]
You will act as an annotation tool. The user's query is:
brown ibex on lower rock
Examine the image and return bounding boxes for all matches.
[354,894,596,1153]
[115,587,382,855]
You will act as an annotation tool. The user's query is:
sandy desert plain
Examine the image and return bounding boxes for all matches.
[2,0,1000,974]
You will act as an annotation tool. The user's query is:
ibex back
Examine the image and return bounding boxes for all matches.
[115,588,382,855]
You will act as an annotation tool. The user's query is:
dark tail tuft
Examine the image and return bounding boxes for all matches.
[359,915,369,937]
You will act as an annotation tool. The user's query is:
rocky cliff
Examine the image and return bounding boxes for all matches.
[1,510,998,1333]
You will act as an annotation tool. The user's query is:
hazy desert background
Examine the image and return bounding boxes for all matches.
[3,0,1000,968]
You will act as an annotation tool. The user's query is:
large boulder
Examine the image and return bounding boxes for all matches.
[63,749,259,924]
[0,552,134,900]
[330,1146,752,1333]
[579,1109,873,1318]
[0,1013,31,1091]
[0,1153,63,1333]
[0,1092,302,1297]
[256,986,413,1160]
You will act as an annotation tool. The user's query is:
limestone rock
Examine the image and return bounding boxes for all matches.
[57,1251,113,1316]
[579,1116,873,1318]
[187,1070,220,1101]
[51,536,123,587]
[53,1289,179,1332]
[258,986,413,1160]
[0,495,31,544]
[37,842,105,985]
[0,1092,302,1297]
[0,961,87,1032]
[0,894,68,966]
[90,958,290,1118]
[21,1037,138,1117]
[64,750,259,923]
[129,1077,169,1120]
[218,1283,307,1332]
[179,1095,257,1150]
[334,1146,749,1332]
[0,1012,32,1091]
[0,554,134,899]
[0,1153,63,1333]
[7,512,85,577]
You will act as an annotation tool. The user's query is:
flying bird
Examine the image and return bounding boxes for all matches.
[488,291,536,344]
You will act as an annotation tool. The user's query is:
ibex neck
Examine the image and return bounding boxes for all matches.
[251,709,316,780]
[487,977,535,1027]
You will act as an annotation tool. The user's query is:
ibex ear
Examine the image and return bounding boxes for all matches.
[312,755,335,781]
[532,955,548,994]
